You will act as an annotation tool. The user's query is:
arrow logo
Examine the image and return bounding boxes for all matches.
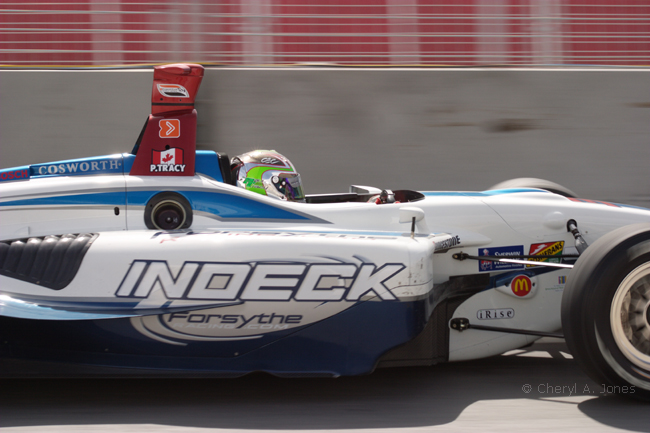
[159,119,180,138]
[164,121,175,136]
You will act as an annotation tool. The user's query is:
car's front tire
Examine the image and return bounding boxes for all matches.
[489,178,577,198]
[561,223,650,400]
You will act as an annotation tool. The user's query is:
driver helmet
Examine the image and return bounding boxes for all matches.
[230,150,305,202]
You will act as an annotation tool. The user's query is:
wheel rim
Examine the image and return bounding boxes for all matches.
[610,262,650,371]
[151,200,186,230]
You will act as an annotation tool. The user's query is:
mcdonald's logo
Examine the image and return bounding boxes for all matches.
[510,275,532,297]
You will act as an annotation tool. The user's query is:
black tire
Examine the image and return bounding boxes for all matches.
[144,192,193,230]
[561,223,650,400]
[489,178,577,198]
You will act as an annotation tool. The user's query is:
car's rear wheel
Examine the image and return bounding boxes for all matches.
[489,178,577,198]
[144,192,193,230]
[561,223,650,400]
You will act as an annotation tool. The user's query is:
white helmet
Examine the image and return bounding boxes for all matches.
[230,150,305,202]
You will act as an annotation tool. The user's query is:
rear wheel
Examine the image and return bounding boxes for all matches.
[489,178,577,198]
[144,192,193,230]
[562,223,650,400]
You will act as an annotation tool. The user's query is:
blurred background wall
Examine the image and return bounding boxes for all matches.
[1,0,648,67]
[1,1,648,207]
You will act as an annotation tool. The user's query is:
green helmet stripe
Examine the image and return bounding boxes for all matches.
[246,166,292,181]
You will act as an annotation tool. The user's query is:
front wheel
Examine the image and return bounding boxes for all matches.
[562,223,650,400]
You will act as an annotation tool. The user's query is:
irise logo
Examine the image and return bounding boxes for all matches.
[510,275,532,297]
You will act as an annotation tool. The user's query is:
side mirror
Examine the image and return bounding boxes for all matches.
[399,207,430,237]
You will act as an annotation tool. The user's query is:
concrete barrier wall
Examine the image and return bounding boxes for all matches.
[1,68,648,207]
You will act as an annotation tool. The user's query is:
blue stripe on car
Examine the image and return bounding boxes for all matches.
[127,190,310,220]
[185,191,310,220]
[422,188,551,197]
[0,192,127,207]
[1,190,310,221]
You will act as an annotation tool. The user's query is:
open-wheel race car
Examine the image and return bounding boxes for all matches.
[1,64,649,399]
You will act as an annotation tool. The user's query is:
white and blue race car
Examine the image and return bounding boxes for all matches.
[1,64,649,399]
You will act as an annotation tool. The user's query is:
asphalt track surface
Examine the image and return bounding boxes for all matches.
[1,339,648,433]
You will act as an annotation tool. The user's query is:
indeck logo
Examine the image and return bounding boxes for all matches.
[116,260,405,302]
[151,148,185,172]
[159,119,180,138]
[157,84,190,98]
[510,275,532,297]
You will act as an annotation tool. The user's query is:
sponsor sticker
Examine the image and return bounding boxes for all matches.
[157,84,190,98]
[545,275,567,292]
[150,148,185,173]
[527,241,564,267]
[116,260,405,302]
[434,235,461,252]
[479,245,524,272]
[133,300,353,343]
[261,157,280,165]
[165,312,303,330]
[510,275,533,297]
[159,119,181,138]
[477,308,514,320]
[243,177,264,189]
[30,157,123,177]
[0,168,29,182]
[247,152,287,166]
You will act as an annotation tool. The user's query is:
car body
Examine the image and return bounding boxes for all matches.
[1,64,648,398]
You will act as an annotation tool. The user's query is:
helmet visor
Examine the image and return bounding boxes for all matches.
[264,172,305,202]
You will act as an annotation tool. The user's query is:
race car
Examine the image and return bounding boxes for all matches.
[1,64,648,399]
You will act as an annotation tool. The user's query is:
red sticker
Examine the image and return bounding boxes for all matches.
[151,148,186,173]
[510,275,532,297]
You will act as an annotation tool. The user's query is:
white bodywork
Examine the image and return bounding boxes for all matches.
[1,168,649,361]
